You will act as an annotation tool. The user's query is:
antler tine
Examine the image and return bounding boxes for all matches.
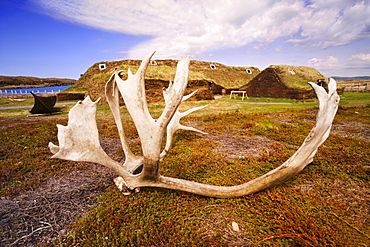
[105,71,143,174]
[160,88,208,160]
[157,56,190,128]
[48,96,128,176]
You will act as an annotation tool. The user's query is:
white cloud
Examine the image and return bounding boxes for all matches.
[308,53,370,76]
[349,53,370,62]
[297,0,370,48]
[308,56,341,68]
[31,0,370,59]
[346,53,370,72]
[274,46,282,53]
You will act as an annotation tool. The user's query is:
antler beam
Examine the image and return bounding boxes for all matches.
[49,51,339,198]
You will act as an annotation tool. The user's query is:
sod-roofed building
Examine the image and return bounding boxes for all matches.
[71,59,259,103]
[239,65,326,99]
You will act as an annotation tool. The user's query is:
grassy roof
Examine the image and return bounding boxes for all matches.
[188,61,259,88]
[70,61,325,96]
[72,59,260,93]
[269,65,326,90]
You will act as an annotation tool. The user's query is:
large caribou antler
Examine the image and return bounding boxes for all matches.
[49,51,339,198]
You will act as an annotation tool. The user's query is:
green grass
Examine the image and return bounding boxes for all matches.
[0,98,75,118]
[56,102,369,246]
[337,91,370,107]
[1,92,369,246]
[1,91,368,118]
[0,97,34,106]
[61,86,87,93]
[177,95,317,117]
[0,119,72,196]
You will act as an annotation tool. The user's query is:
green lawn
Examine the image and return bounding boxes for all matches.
[1,91,369,118]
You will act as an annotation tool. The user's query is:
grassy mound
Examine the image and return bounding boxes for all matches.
[70,59,259,103]
[270,65,326,90]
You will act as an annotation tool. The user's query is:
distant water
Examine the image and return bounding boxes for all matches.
[332,76,370,81]
[1,85,71,94]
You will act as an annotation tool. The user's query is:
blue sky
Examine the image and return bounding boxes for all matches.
[1,0,369,79]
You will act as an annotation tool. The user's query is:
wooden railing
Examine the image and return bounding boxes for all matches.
[0,90,61,99]
[343,83,369,92]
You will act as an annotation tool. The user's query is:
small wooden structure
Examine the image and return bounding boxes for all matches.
[30,92,57,114]
[229,90,248,100]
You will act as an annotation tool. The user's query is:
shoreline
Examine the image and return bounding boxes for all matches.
[0,83,74,90]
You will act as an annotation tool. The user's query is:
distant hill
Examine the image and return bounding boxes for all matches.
[0,76,76,88]
[332,76,370,81]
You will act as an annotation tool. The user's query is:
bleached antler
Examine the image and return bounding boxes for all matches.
[160,88,208,159]
[50,51,339,198]
[48,97,128,176]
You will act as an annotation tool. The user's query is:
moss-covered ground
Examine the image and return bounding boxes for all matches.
[0,92,369,246]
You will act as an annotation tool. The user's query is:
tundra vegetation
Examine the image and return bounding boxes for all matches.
[0,56,369,245]
[49,52,340,198]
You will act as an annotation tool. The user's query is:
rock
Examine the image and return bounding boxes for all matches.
[231,221,240,232]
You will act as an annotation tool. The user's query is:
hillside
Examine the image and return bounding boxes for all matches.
[72,59,260,103]
[0,76,75,88]
[332,76,370,81]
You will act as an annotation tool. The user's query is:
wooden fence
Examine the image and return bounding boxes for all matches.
[343,83,370,92]
[0,90,61,99]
